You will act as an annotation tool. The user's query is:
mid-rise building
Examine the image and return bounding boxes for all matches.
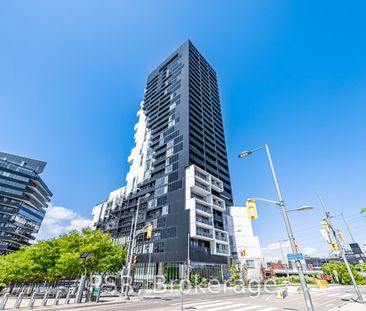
[93,41,259,283]
[0,152,52,254]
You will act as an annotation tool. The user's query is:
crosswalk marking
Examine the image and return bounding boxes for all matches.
[209,303,248,311]
[176,300,279,311]
[233,306,265,311]
[185,301,233,308]
[170,299,216,306]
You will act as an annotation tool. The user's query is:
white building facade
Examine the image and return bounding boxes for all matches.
[227,206,263,281]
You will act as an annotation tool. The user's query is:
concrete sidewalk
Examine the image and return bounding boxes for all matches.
[0,295,138,311]
[333,302,366,310]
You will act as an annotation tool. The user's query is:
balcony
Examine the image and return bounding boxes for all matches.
[216,247,229,255]
[211,178,224,192]
[192,181,210,196]
[192,246,210,253]
[196,229,213,239]
[195,170,209,183]
[196,216,212,228]
[215,232,228,242]
[191,193,210,206]
[195,202,212,216]
[212,196,225,211]
[213,214,223,222]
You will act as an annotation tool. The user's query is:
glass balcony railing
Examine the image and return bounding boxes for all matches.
[215,234,227,241]
[196,203,211,214]
[216,248,228,254]
[211,179,223,190]
[196,217,212,226]
[212,198,224,209]
[195,182,209,192]
[191,193,208,203]
[197,230,213,238]
[195,171,208,181]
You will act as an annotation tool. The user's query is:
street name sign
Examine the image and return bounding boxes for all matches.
[287,253,304,261]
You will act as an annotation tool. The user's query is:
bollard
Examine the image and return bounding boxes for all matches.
[53,290,61,305]
[28,292,37,308]
[65,289,72,304]
[14,292,24,309]
[41,290,49,306]
[0,293,9,310]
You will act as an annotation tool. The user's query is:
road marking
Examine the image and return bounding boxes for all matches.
[192,301,232,311]
[208,303,246,311]
[185,301,232,308]
[170,299,216,305]
[209,303,250,311]
[324,293,339,297]
[232,305,263,311]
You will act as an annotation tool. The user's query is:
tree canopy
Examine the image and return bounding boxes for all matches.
[0,229,126,286]
[322,261,365,285]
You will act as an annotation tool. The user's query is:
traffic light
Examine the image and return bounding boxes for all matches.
[240,248,247,257]
[294,240,299,253]
[246,199,258,220]
[337,231,345,241]
[321,219,330,233]
[146,224,153,239]
[133,255,139,264]
[331,242,339,251]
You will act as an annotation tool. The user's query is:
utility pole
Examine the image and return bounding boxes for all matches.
[319,196,364,303]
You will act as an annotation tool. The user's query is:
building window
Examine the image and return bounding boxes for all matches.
[246,260,255,269]
[148,199,157,209]
[165,164,173,174]
[166,148,174,157]
[162,205,169,215]
[155,186,167,197]
[166,139,174,149]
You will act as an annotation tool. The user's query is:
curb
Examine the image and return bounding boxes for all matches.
[16,298,139,311]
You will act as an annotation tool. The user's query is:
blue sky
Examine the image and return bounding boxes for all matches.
[1,1,366,258]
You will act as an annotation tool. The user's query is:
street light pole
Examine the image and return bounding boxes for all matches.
[239,144,314,311]
[264,144,314,311]
[279,240,291,285]
[123,194,141,300]
[319,196,364,302]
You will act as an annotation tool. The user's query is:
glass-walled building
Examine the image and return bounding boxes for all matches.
[0,152,52,255]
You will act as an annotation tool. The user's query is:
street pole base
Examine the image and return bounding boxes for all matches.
[121,295,130,300]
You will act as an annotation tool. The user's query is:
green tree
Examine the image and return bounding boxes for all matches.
[322,261,365,285]
[361,208,366,216]
[0,229,126,287]
[230,261,240,285]
[356,262,366,272]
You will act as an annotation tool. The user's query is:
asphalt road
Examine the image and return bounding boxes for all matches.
[66,285,366,311]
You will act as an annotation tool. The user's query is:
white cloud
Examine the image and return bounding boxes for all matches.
[36,205,93,240]
[261,241,321,264]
